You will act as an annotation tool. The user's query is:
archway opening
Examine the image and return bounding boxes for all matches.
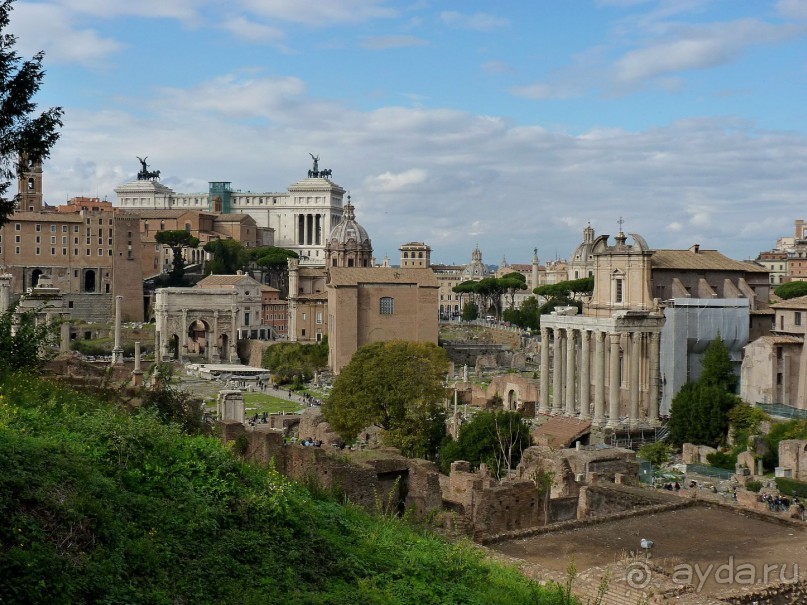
[187,319,210,356]
[507,389,517,410]
[84,269,96,293]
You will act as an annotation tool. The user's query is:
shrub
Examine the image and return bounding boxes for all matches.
[775,477,807,499]
[745,479,763,493]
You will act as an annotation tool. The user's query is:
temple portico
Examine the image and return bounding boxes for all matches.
[539,312,663,428]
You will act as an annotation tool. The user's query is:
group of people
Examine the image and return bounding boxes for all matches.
[248,412,269,426]
[301,438,322,447]
[759,492,801,514]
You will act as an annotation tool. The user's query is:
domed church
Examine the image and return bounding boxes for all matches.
[325,196,373,268]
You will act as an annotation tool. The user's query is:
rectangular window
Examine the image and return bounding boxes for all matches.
[316,311,323,324]
[35,224,41,232]
[615,279,624,303]
[50,225,56,232]
[50,236,56,244]
[62,225,67,232]
[244,312,250,326]
[380,297,394,315]
[796,312,802,326]
[98,248,103,256]
[35,247,40,255]
[15,223,20,231]
[74,225,79,233]
[15,235,20,243]
[50,247,55,255]
[62,248,67,255]
[86,248,91,256]
[15,246,19,254]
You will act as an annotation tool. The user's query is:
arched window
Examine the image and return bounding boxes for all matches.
[380,297,394,315]
[185,223,191,232]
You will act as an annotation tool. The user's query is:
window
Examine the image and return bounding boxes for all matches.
[796,312,802,326]
[615,278,624,303]
[316,311,323,324]
[62,225,67,232]
[35,224,41,232]
[15,223,20,231]
[380,297,394,315]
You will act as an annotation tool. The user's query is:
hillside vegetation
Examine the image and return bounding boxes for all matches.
[0,371,572,605]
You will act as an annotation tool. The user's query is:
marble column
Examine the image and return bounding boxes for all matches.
[565,328,576,416]
[593,331,606,426]
[131,341,144,387]
[552,329,563,414]
[629,331,641,427]
[649,332,661,425]
[212,310,220,362]
[0,274,11,313]
[230,303,238,363]
[579,330,591,420]
[111,295,124,365]
[607,332,621,428]
[180,309,188,361]
[539,327,550,414]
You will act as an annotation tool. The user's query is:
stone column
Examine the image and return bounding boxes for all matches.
[579,330,591,420]
[0,274,11,313]
[565,328,576,416]
[111,295,124,365]
[60,319,70,353]
[212,310,220,363]
[230,303,238,363]
[552,329,563,414]
[131,341,144,387]
[180,309,188,362]
[593,331,606,426]
[539,327,550,414]
[629,331,641,428]
[648,332,660,425]
[607,332,621,428]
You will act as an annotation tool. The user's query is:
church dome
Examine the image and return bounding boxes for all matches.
[460,245,489,281]
[327,197,371,247]
[325,196,373,268]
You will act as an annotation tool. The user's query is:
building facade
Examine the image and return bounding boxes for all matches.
[115,157,345,267]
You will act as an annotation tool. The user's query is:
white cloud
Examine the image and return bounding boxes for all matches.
[239,0,397,26]
[360,35,429,50]
[364,169,428,192]
[613,19,803,86]
[481,60,515,75]
[221,17,287,45]
[439,11,509,31]
[58,0,203,22]
[10,3,124,66]
[777,0,807,21]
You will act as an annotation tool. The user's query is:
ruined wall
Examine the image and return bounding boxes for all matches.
[470,480,545,537]
[576,485,675,519]
[778,439,807,481]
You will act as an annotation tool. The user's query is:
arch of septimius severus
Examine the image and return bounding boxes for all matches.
[539,229,664,428]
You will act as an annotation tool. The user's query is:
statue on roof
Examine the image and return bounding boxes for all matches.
[309,153,319,173]
[136,156,161,181]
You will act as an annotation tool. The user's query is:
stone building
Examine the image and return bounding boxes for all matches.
[327,267,439,373]
[540,225,769,427]
[115,157,346,267]
[0,160,144,322]
[154,272,271,362]
[742,295,807,407]
[400,242,431,269]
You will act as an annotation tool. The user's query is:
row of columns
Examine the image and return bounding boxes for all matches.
[539,326,660,428]
[296,213,324,246]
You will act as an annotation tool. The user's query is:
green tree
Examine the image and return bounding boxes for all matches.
[668,382,741,448]
[323,340,450,459]
[0,301,60,371]
[250,246,298,297]
[263,339,328,386]
[439,410,531,477]
[503,295,541,330]
[140,363,207,434]
[204,238,247,275]
[500,272,527,310]
[0,0,63,227]
[774,281,807,300]
[699,335,738,392]
[637,441,671,466]
[155,230,200,284]
[461,300,479,321]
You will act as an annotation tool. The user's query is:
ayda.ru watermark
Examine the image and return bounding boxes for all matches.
[626,555,800,593]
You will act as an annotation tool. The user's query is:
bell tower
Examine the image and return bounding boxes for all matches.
[17,156,43,212]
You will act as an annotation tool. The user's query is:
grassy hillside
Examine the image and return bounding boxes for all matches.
[0,372,572,605]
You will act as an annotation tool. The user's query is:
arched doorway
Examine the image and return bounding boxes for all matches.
[187,319,210,356]
[31,269,43,288]
[84,269,96,293]
[507,389,518,410]
[218,333,229,360]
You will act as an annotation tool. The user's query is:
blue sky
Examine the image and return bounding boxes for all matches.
[9,0,807,265]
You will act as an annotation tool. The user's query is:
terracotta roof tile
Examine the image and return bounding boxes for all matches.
[651,249,767,273]
[328,267,439,287]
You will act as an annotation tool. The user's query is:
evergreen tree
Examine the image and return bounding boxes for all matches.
[0,0,63,227]
[699,335,738,392]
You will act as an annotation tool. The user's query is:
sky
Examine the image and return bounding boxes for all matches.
[8,0,807,266]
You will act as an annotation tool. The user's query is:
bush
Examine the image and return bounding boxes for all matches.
[775,477,807,499]
[745,479,763,493]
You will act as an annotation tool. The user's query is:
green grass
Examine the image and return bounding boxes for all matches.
[0,371,574,604]
[242,392,304,414]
